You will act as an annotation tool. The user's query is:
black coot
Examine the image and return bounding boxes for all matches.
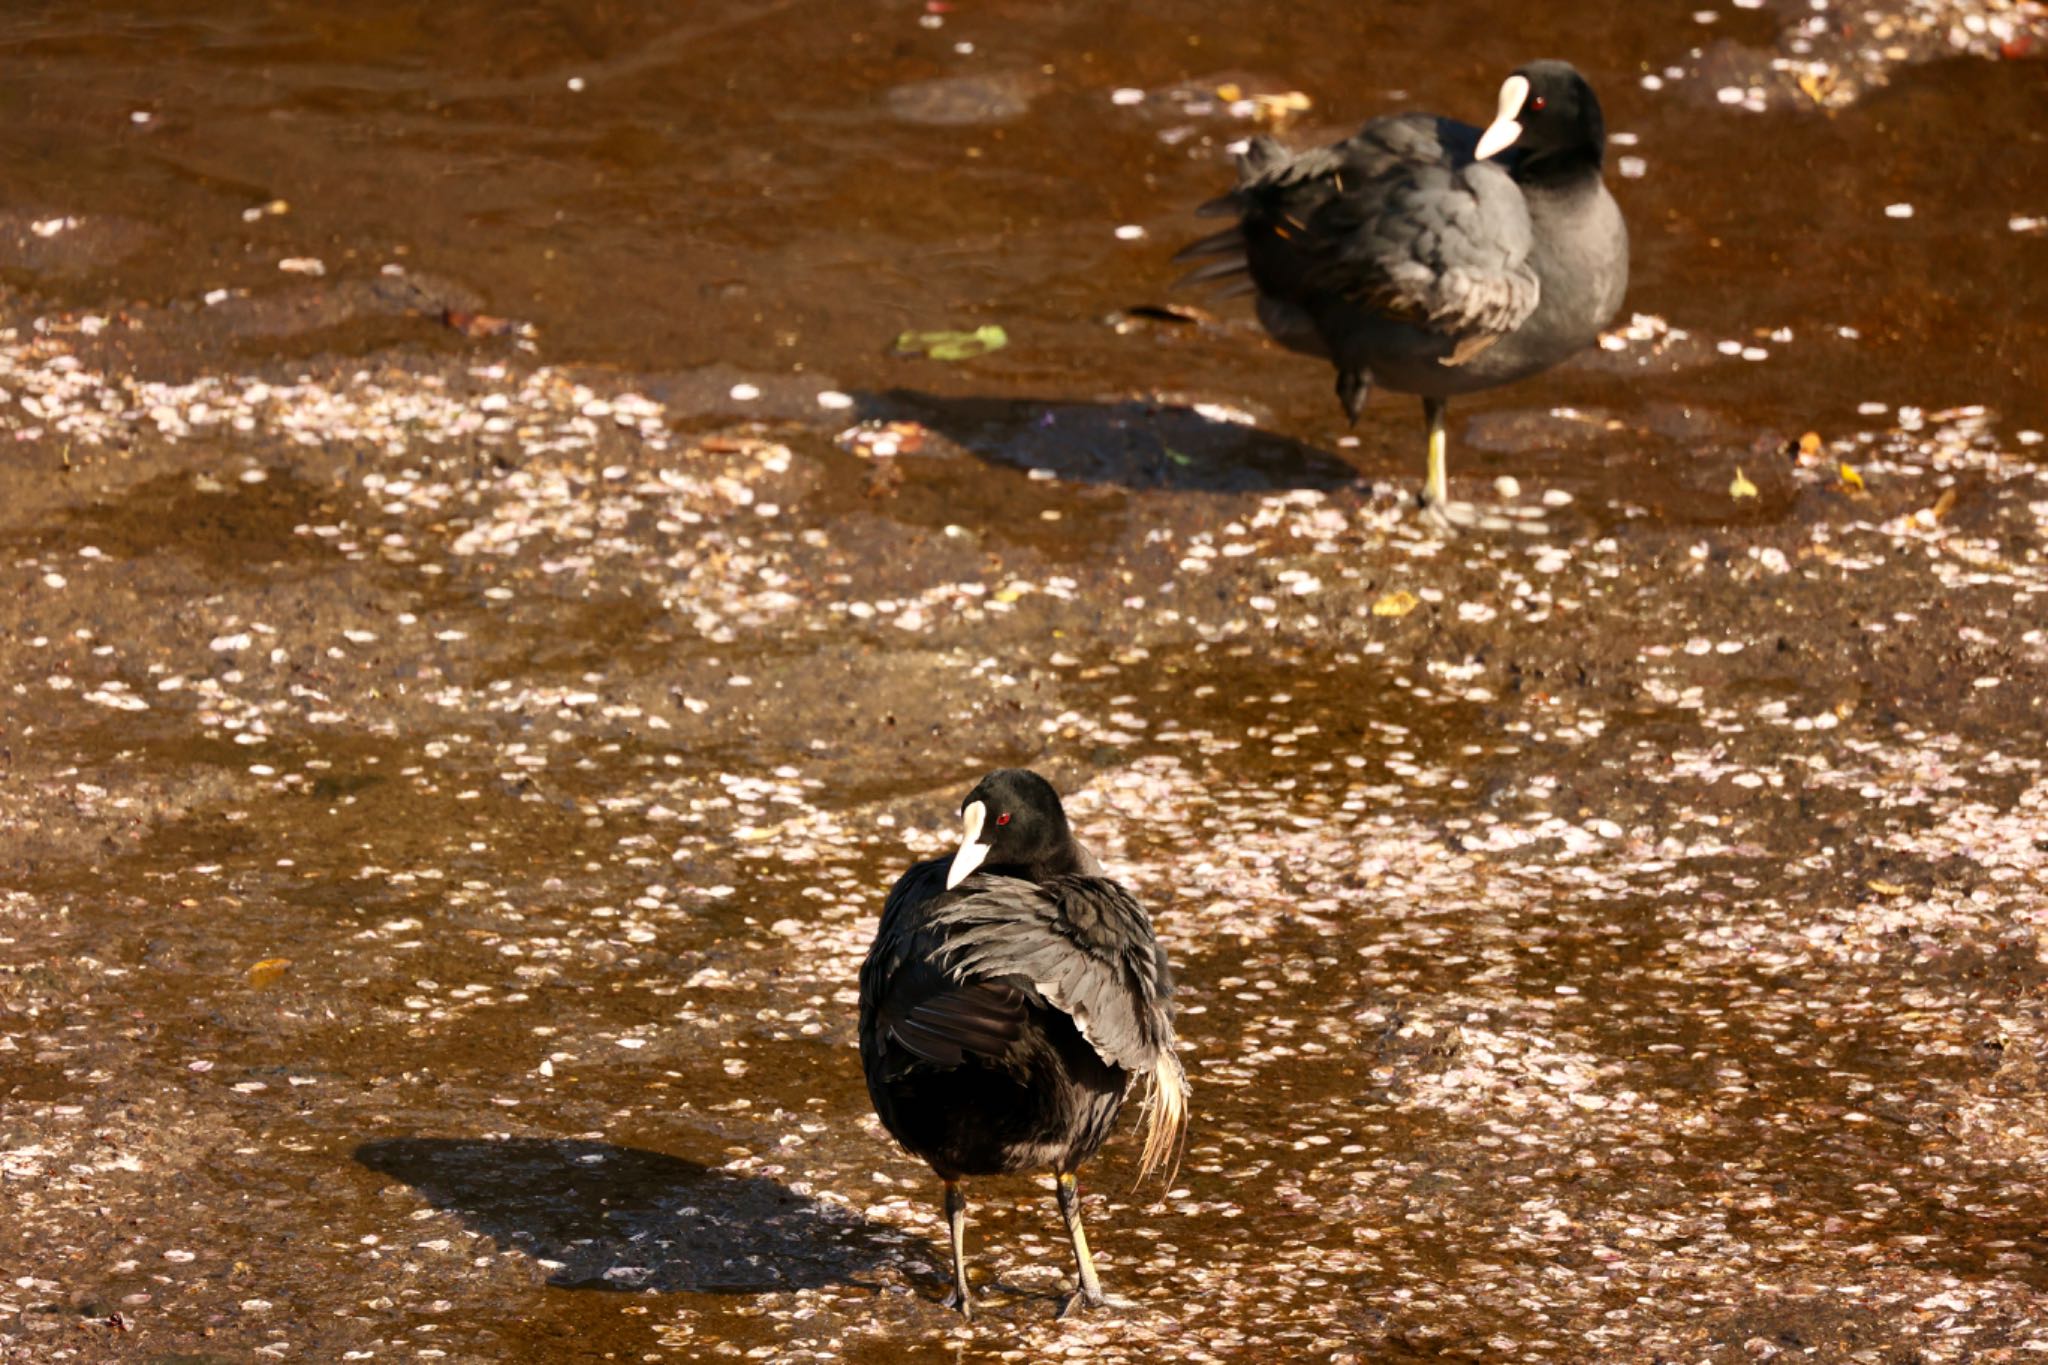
[858,769,1188,1319]
[1178,60,1628,514]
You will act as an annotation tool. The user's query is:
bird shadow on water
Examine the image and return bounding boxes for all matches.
[354,1137,893,1294]
[854,387,1367,494]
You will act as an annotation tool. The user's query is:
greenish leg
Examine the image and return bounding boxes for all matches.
[1054,1171,1106,1318]
[942,1180,973,1319]
[1422,397,1450,508]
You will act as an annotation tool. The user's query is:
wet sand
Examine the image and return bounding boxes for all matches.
[3,1,2047,1361]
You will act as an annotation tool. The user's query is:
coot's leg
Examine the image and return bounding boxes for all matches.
[941,1180,974,1319]
[1421,396,1450,509]
[1336,369,1370,427]
[1054,1170,1107,1318]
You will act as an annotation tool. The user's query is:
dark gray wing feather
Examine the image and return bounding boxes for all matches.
[879,980,1027,1069]
[926,874,1174,1075]
[1177,115,1539,348]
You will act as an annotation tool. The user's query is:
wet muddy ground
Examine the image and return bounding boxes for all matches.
[4,1,2048,1361]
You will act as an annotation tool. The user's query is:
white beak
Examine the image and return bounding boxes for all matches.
[945,800,990,890]
[1474,74,1529,161]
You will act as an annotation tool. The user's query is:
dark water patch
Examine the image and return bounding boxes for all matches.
[31,467,333,575]
[885,71,1048,127]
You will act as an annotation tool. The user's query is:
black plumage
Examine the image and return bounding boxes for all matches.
[858,769,1188,1319]
[1177,60,1628,515]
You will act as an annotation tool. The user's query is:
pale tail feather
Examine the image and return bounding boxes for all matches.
[1131,1047,1190,1188]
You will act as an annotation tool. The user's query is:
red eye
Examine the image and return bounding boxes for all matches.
[996,812,1011,826]
[1530,96,1547,112]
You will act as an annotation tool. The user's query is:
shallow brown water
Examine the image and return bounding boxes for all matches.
[3,2,2047,1362]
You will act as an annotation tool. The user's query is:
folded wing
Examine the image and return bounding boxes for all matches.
[1177,116,1541,359]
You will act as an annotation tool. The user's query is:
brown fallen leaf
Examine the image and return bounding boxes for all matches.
[1797,431,1823,462]
[836,420,928,459]
[442,308,515,339]
[863,459,905,499]
[1929,487,1958,521]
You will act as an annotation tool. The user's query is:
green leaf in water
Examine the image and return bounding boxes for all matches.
[1164,448,1194,467]
[893,324,1008,361]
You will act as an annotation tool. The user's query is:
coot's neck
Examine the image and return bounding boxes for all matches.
[989,838,1095,884]
[1513,143,1605,194]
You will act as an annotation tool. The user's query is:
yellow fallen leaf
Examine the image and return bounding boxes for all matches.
[1251,91,1313,120]
[1929,487,1957,521]
[246,958,292,989]
[993,588,1023,604]
[1867,880,1908,896]
[1730,468,1759,499]
[1839,462,1865,491]
[1797,431,1823,460]
[1216,82,1243,102]
[1371,590,1419,618]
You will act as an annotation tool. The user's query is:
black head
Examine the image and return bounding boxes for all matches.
[944,768,1076,888]
[1473,60,1606,177]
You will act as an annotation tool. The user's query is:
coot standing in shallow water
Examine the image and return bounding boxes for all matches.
[1177,60,1628,516]
[858,769,1188,1319]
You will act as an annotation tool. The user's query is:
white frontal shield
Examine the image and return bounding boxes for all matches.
[945,800,990,889]
[1475,74,1530,161]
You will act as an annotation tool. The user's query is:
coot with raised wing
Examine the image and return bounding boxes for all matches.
[858,769,1187,1319]
[1178,61,1628,513]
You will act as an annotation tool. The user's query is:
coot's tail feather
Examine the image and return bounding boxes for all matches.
[1171,225,1245,263]
[1132,1048,1190,1188]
